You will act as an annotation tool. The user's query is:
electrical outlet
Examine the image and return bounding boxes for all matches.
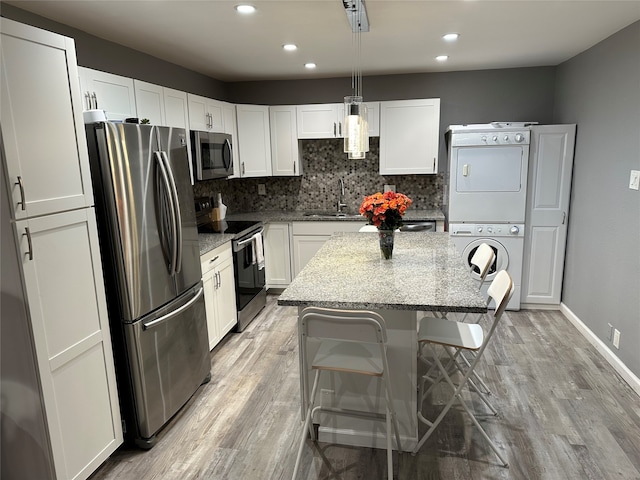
[613,329,621,349]
[258,184,266,195]
[629,170,640,190]
[384,184,396,193]
[607,323,614,341]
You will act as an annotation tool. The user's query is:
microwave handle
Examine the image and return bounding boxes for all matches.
[223,138,232,171]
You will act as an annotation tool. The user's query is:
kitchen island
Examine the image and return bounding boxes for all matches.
[278,232,486,451]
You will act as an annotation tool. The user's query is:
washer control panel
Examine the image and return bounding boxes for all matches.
[449,223,525,238]
[451,130,530,147]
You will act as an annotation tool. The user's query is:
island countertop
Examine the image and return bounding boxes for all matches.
[277,232,486,313]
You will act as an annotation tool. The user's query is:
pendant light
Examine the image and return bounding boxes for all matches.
[343,0,369,159]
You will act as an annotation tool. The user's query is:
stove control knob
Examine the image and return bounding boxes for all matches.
[515,133,525,143]
[510,226,520,234]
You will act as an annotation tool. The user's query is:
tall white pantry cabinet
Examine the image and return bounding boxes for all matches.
[0,18,122,480]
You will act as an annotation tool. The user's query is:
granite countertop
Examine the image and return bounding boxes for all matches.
[198,209,445,256]
[277,232,486,313]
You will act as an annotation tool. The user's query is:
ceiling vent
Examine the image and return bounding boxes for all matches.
[342,0,369,33]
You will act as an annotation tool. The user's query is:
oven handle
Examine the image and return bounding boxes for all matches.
[234,228,264,248]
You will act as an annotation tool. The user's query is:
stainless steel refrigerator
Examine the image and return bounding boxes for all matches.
[85,122,210,448]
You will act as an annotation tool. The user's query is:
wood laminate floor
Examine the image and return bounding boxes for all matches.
[90,295,640,480]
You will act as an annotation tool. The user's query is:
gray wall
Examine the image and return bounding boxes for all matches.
[554,21,640,376]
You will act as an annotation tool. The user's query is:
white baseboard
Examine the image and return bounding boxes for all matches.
[560,302,640,397]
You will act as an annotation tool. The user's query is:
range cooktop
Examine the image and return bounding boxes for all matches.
[197,219,262,238]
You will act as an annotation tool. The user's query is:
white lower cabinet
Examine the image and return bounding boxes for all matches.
[12,208,123,480]
[201,243,237,350]
[291,222,364,277]
[264,223,292,287]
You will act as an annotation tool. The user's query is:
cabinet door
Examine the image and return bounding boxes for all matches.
[270,106,301,176]
[296,104,341,139]
[201,266,221,350]
[78,67,137,121]
[379,99,440,175]
[292,234,331,277]
[264,223,292,286]
[215,255,238,336]
[366,102,380,137]
[16,208,122,480]
[207,99,225,133]
[163,88,189,128]
[134,80,165,125]
[1,19,94,220]
[236,104,272,177]
[187,93,209,131]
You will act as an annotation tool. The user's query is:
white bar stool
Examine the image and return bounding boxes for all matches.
[292,307,402,480]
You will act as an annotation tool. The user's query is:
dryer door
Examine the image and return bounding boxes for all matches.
[460,238,508,284]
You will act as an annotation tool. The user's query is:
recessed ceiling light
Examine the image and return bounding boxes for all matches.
[304,63,317,69]
[436,55,449,62]
[283,44,298,51]
[235,4,256,14]
[442,33,460,41]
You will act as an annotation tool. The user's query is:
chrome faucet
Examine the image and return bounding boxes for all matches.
[337,178,347,213]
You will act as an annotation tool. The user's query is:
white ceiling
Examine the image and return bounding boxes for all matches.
[6,0,640,82]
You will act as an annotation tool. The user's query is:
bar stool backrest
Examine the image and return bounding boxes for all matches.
[301,307,387,344]
[471,243,496,286]
[487,269,514,319]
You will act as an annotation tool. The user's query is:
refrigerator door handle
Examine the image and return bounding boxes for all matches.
[161,151,183,274]
[142,286,204,330]
[154,151,178,275]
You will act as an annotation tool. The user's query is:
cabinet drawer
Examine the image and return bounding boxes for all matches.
[200,241,232,273]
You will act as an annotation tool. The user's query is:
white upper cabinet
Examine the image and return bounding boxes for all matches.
[2,22,94,220]
[78,67,137,121]
[133,80,165,125]
[297,102,380,139]
[222,102,241,178]
[297,103,342,139]
[163,87,190,129]
[270,106,301,176]
[235,104,272,177]
[187,93,224,132]
[379,99,441,175]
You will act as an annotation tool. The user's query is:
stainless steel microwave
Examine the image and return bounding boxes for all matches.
[190,130,233,180]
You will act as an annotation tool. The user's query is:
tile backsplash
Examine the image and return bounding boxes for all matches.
[193,138,444,214]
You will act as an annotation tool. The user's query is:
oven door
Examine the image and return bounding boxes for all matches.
[191,131,233,180]
[232,230,266,312]
[448,144,529,223]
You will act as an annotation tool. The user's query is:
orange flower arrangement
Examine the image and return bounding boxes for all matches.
[359,191,412,230]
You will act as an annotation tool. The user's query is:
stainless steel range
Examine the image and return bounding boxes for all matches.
[195,199,266,331]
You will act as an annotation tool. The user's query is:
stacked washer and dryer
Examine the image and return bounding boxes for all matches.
[447,123,533,310]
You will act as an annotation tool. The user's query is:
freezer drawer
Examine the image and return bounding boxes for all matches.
[124,283,210,441]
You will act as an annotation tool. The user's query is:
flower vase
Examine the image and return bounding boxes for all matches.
[378,229,395,260]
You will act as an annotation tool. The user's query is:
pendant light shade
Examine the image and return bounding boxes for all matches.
[343,0,368,159]
[344,96,368,159]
